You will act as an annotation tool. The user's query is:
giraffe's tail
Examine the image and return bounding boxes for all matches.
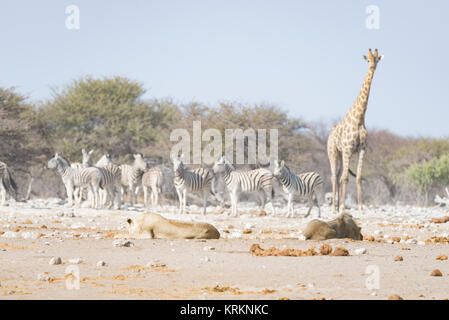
[348,169,357,177]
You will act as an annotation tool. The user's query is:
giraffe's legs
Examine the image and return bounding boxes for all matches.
[328,145,340,214]
[339,150,351,214]
[356,149,366,212]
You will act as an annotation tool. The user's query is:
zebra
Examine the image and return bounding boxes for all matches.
[212,156,276,217]
[120,154,147,207]
[171,155,214,215]
[0,161,18,206]
[273,160,323,218]
[142,166,163,207]
[47,153,103,208]
[81,150,122,209]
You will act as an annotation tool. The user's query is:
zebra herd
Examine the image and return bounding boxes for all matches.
[0,151,324,218]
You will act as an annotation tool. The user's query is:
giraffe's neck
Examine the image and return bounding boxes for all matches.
[345,68,375,126]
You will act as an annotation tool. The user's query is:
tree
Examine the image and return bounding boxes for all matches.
[37,76,161,163]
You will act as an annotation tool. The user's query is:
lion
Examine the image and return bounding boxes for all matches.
[125,213,220,239]
[303,213,363,241]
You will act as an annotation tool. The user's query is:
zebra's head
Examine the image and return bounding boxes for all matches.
[171,154,184,173]
[213,156,233,174]
[47,153,68,170]
[82,149,94,168]
[133,153,147,171]
[273,160,286,178]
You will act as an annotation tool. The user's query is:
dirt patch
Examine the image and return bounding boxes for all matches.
[249,244,350,257]
[430,216,449,224]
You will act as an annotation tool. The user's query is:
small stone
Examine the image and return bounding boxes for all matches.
[354,248,367,255]
[436,255,448,261]
[96,260,107,267]
[430,269,443,277]
[203,256,211,262]
[394,256,403,262]
[68,258,83,264]
[203,246,215,251]
[374,230,383,236]
[147,260,166,268]
[406,239,417,244]
[49,257,62,265]
[37,273,53,281]
[113,239,134,247]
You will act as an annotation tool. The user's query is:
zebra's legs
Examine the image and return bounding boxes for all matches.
[230,190,238,217]
[175,188,183,214]
[201,190,208,215]
[286,192,294,218]
[182,189,187,213]
[304,193,314,218]
[115,184,122,209]
[128,183,134,207]
[66,183,75,207]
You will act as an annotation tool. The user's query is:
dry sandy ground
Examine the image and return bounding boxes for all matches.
[0,198,449,300]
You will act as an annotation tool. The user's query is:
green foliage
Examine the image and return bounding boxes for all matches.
[37,76,161,162]
[405,155,449,205]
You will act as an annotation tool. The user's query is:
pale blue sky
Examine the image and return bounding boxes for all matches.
[1,1,448,137]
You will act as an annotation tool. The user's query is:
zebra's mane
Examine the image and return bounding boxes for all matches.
[56,156,69,168]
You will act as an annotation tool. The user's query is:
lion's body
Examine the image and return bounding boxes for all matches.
[303,213,362,240]
[127,213,220,239]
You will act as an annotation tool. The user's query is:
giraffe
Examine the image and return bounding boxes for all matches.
[327,48,383,213]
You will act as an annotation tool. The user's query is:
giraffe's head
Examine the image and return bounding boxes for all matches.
[363,48,383,70]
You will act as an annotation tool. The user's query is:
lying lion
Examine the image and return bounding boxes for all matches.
[303,213,363,240]
[125,213,220,239]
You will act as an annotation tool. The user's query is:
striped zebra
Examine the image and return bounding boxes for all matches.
[273,160,323,218]
[171,155,214,215]
[0,161,18,206]
[142,166,163,207]
[81,150,122,209]
[212,156,275,217]
[120,154,147,207]
[47,153,103,208]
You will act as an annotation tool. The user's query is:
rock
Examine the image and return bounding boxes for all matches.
[49,257,62,265]
[374,230,383,236]
[96,261,107,267]
[37,273,53,281]
[354,248,367,255]
[406,239,417,244]
[436,254,448,261]
[71,222,85,229]
[68,258,83,264]
[430,269,443,277]
[147,260,166,268]
[113,239,134,247]
[2,231,18,238]
[203,246,215,251]
[203,256,211,262]
[394,256,403,261]
[21,232,39,240]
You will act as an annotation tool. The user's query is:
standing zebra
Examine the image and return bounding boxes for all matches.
[142,166,163,207]
[172,155,214,215]
[0,161,18,206]
[120,154,147,207]
[212,156,275,217]
[81,150,122,209]
[47,153,103,208]
[273,160,323,218]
